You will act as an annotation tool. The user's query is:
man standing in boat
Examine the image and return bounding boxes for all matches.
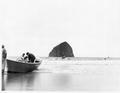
[2,45,7,73]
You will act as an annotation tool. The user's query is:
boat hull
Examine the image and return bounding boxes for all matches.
[7,59,41,73]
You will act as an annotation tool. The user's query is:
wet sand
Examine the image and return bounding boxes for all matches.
[2,58,120,91]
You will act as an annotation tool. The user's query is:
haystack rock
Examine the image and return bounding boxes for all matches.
[49,41,74,57]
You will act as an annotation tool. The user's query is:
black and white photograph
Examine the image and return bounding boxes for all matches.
[1,0,120,92]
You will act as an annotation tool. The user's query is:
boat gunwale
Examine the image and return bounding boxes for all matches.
[7,59,41,65]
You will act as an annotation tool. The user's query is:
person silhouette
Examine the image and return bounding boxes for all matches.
[2,45,7,73]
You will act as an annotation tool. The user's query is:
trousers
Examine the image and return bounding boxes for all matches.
[2,58,6,72]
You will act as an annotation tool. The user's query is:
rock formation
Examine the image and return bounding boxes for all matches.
[49,41,74,57]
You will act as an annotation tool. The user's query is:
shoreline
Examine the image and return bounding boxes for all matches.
[7,56,120,60]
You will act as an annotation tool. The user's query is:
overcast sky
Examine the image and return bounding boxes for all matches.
[0,0,120,57]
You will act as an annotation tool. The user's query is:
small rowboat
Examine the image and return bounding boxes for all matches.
[7,59,41,73]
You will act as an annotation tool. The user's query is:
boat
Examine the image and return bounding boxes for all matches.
[7,59,41,73]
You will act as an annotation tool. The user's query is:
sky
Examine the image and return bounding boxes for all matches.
[0,0,120,57]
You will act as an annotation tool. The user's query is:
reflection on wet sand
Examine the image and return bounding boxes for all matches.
[36,73,71,90]
[3,71,71,91]
[2,74,5,91]
[5,72,38,90]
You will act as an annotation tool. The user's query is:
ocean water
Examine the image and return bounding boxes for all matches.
[2,57,120,91]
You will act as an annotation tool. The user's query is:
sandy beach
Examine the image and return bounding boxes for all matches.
[2,57,120,91]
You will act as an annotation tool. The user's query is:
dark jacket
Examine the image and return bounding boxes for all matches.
[28,53,36,62]
[2,48,7,59]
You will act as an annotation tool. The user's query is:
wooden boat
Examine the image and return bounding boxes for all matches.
[7,59,41,73]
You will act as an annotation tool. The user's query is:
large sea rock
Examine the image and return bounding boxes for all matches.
[49,41,74,57]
